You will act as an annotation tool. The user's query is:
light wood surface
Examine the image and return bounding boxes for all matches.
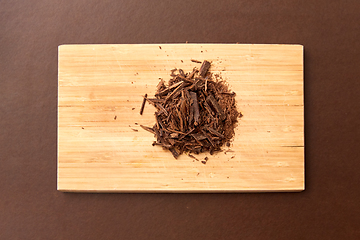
[58,44,304,192]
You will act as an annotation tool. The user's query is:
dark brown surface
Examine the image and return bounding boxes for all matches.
[1,1,359,239]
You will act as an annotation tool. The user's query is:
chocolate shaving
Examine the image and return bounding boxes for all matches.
[146,98,165,104]
[190,92,200,126]
[139,60,241,160]
[156,81,183,96]
[169,147,180,159]
[206,94,225,120]
[199,60,211,77]
[188,154,200,161]
[140,125,155,134]
[140,94,147,115]
[206,126,225,138]
[191,59,202,63]
[187,68,197,80]
[155,103,169,116]
[179,69,186,77]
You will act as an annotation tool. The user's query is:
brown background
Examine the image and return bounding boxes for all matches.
[1,1,359,239]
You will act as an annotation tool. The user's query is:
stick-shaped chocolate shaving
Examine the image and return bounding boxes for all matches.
[199,60,211,77]
[189,91,200,126]
[140,94,147,115]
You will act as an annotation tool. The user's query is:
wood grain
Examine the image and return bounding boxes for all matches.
[58,44,304,192]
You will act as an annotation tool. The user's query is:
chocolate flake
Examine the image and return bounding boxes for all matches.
[188,154,199,161]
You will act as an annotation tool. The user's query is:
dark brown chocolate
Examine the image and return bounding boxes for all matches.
[140,60,241,160]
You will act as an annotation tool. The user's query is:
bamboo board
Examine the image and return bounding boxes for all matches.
[58,44,304,192]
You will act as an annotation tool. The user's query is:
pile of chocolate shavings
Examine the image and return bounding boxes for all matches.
[140,60,242,160]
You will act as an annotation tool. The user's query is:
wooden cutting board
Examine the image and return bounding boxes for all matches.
[58,44,304,192]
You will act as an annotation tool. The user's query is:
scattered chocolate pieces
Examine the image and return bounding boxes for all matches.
[140,60,241,160]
